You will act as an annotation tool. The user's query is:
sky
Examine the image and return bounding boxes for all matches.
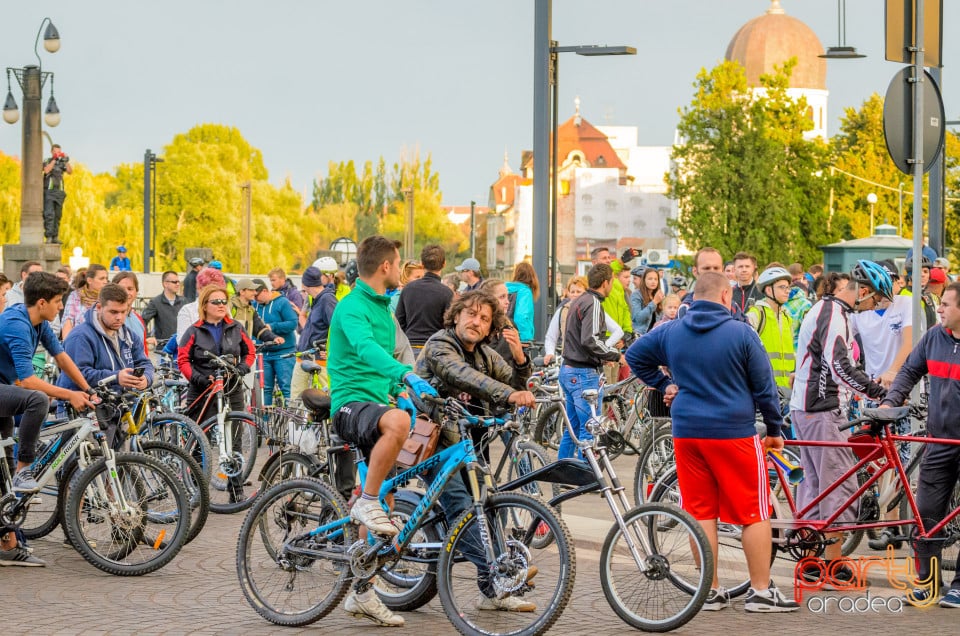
[1,1,957,206]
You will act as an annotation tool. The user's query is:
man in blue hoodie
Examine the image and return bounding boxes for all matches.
[58,283,153,446]
[626,271,798,613]
[253,278,298,404]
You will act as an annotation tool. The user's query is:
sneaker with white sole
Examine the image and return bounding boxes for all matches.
[939,589,960,608]
[744,583,800,613]
[11,467,39,492]
[476,594,537,612]
[344,588,405,626]
[350,497,399,537]
[702,587,731,611]
[0,545,46,567]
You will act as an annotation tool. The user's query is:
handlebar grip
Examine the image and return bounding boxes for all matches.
[838,419,863,432]
[423,395,446,406]
[533,356,545,367]
[97,375,118,388]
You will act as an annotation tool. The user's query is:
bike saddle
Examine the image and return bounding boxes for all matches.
[861,406,910,423]
[300,361,324,374]
[301,389,331,420]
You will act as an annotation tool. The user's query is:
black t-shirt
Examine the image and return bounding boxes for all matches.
[43,158,66,190]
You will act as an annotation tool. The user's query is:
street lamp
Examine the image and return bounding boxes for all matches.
[3,17,62,257]
[532,0,636,339]
[819,0,866,59]
[867,192,878,236]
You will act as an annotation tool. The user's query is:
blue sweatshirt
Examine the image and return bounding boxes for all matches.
[57,307,154,391]
[255,294,298,356]
[0,303,64,385]
[625,299,782,439]
[505,281,535,342]
[299,284,337,352]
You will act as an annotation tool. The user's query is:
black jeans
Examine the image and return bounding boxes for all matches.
[914,442,960,591]
[0,384,49,467]
[42,189,66,240]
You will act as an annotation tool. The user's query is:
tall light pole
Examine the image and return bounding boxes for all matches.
[3,18,62,276]
[866,192,877,236]
[143,150,163,273]
[532,0,635,339]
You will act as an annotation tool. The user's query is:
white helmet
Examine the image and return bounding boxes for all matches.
[757,266,791,293]
[312,256,339,273]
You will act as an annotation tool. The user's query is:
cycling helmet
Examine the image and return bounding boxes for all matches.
[851,259,894,301]
[344,259,359,286]
[757,266,791,293]
[312,256,339,274]
[208,260,223,270]
[904,254,933,271]
[188,257,205,267]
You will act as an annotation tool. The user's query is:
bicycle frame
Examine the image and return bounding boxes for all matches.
[773,429,960,540]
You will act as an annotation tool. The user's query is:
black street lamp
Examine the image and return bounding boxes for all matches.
[3,18,63,274]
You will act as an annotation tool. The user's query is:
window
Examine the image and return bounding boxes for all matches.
[633,218,646,229]
[580,171,593,183]
[605,199,618,210]
[630,196,642,207]
[606,222,619,232]
[582,193,593,205]
[605,175,617,185]
[582,215,593,226]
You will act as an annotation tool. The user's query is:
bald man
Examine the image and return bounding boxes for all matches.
[625,271,797,613]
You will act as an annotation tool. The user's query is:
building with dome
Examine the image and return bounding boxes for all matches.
[725,0,828,139]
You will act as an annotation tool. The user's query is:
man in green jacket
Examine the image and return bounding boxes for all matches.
[591,247,633,338]
[327,235,438,627]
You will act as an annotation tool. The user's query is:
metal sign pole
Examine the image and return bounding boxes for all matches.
[910,0,924,344]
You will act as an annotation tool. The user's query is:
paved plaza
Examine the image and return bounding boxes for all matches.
[6,452,959,635]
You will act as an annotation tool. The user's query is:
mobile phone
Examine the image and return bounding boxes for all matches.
[131,367,145,378]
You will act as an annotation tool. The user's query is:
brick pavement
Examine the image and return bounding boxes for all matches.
[4,451,959,634]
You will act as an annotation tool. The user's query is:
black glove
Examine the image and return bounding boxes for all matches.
[236,363,251,376]
[621,248,642,263]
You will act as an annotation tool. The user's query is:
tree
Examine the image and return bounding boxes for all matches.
[0,151,21,245]
[667,59,834,266]
[380,189,466,261]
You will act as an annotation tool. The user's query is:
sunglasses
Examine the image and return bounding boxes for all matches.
[164,279,180,284]
[208,299,229,306]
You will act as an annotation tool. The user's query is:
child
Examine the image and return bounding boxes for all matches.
[652,294,680,330]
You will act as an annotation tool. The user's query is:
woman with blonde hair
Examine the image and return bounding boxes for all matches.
[389,259,424,312]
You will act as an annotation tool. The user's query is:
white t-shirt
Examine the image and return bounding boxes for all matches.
[850,295,912,377]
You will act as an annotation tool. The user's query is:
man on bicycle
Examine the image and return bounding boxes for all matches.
[626,271,799,612]
[327,235,438,627]
[790,261,890,585]
[415,289,537,612]
[882,280,960,607]
[0,272,94,494]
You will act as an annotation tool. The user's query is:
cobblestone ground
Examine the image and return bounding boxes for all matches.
[5,452,958,634]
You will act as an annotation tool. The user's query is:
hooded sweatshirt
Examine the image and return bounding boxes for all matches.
[625,299,782,440]
[57,307,154,391]
[254,292,297,356]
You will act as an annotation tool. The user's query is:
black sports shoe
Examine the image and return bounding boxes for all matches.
[744,583,800,613]
[867,530,903,551]
[702,587,730,611]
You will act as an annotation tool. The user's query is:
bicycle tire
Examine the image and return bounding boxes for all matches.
[601,502,712,632]
[941,482,960,571]
[138,412,212,482]
[137,440,210,545]
[63,452,190,576]
[437,491,574,636]
[258,449,320,492]
[23,447,98,541]
[376,496,441,611]
[632,422,674,507]
[202,411,260,514]
[236,477,354,627]
[533,403,563,452]
[506,441,561,549]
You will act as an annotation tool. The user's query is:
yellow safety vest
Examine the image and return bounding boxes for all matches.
[747,302,794,387]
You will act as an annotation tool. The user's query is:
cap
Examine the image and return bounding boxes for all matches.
[630,266,645,277]
[455,257,481,273]
[251,278,269,293]
[236,278,257,292]
[935,257,950,269]
[301,266,323,287]
[877,259,899,279]
[116,245,127,253]
[930,268,947,284]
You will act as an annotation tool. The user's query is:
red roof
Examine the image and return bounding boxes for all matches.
[521,115,625,172]
[490,173,523,207]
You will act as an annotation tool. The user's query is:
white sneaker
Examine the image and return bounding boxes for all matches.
[344,588,405,626]
[350,497,399,537]
[476,594,537,612]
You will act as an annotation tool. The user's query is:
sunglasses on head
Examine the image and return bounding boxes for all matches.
[208,299,229,306]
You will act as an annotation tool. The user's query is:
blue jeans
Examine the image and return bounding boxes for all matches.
[558,366,599,460]
[262,355,295,405]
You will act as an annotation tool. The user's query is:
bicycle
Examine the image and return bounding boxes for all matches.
[500,388,712,632]
[0,375,191,576]
[236,395,574,635]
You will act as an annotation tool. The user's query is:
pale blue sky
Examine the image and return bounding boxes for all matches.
[1,1,956,205]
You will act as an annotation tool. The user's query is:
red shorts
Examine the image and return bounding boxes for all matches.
[673,436,770,525]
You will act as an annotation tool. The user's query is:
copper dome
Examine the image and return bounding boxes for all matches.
[725,0,826,90]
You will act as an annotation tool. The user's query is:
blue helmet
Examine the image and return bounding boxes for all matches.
[852,259,894,301]
[208,260,223,270]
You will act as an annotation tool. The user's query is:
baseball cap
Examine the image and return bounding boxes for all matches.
[236,278,257,292]
[455,257,481,273]
[630,265,645,277]
[930,268,947,284]
[251,278,269,293]
[116,245,127,253]
[935,257,950,269]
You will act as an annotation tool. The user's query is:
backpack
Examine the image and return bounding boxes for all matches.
[507,290,519,323]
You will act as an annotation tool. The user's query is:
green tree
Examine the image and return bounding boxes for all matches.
[667,59,834,266]
[380,189,466,263]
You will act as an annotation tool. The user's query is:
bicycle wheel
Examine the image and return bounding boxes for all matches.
[202,411,260,513]
[632,422,674,506]
[533,403,563,451]
[506,441,561,549]
[602,502,712,632]
[236,477,354,627]
[437,491,574,636]
[137,440,210,545]
[138,412,212,482]
[63,452,190,576]
[258,449,320,492]
[19,472,63,540]
[942,482,960,571]
[375,496,441,611]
